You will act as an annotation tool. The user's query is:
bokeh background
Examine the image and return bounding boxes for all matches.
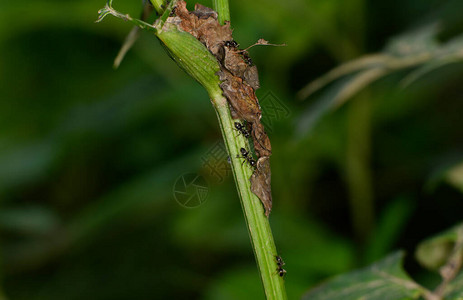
[1,0,463,299]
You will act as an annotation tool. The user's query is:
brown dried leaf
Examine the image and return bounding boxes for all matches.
[170,1,233,58]
[218,70,261,124]
[169,1,195,32]
[244,65,260,90]
[192,4,218,19]
[251,157,272,217]
[251,122,271,157]
[222,48,248,78]
[221,46,260,90]
[197,22,233,57]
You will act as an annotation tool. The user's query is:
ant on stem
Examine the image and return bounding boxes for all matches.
[237,147,256,168]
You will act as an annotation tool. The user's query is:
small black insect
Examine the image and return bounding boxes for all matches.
[237,147,256,168]
[169,6,176,16]
[234,122,250,138]
[240,51,253,66]
[275,255,286,278]
[224,40,239,48]
[275,255,285,267]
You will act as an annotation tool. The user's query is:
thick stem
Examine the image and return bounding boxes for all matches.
[210,91,287,300]
[206,0,284,296]
[212,0,230,25]
[149,0,165,15]
[209,0,285,296]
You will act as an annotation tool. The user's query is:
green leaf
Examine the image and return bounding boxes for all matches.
[297,54,389,100]
[400,34,463,87]
[384,23,440,57]
[302,252,424,300]
[296,69,387,135]
[297,22,463,132]
[415,222,463,271]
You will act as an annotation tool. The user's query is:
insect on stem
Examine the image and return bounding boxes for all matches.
[237,147,257,168]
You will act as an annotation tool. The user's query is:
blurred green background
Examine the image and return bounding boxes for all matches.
[1,0,463,299]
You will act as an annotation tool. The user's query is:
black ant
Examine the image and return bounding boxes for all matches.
[275,255,286,278]
[224,40,239,49]
[240,51,253,66]
[169,6,176,16]
[234,122,250,139]
[237,147,256,168]
[276,255,285,266]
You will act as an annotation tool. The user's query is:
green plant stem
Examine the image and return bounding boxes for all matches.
[98,0,286,297]
[209,0,285,297]
[149,0,164,15]
[212,0,230,25]
[209,90,287,300]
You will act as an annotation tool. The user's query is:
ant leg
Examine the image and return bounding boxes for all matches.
[236,154,247,166]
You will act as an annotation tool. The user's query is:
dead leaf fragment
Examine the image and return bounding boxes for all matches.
[251,122,271,157]
[222,47,248,79]
[244,65,260,90]
[218,70,261,124]
[168,1,233,58]
[251,157,272,217]
[192,4,218,19]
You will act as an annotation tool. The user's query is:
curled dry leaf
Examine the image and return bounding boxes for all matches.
[251,157,272,217]
[218,70,262,124]
[251,122,272,157]
[191,4,218,20]
[222,44,248,77]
